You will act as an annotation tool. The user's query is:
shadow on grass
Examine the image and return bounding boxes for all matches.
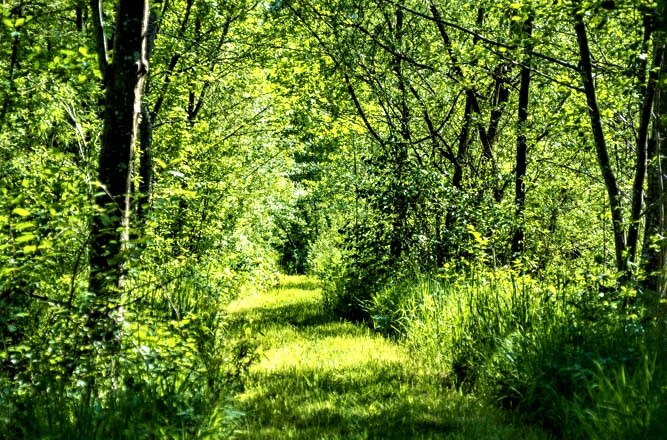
[236,360,549,439]
[230,277,549,440]
[230,295,335,329]
[237,364,459,440]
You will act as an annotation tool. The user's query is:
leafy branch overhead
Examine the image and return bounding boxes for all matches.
[1,0,667,438]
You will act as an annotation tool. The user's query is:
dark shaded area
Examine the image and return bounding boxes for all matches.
[229,297,334,329]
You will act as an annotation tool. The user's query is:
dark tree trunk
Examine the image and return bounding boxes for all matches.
[389,4,410,261]
[627,14,657,266]
[137,10,159,224]
[574,13,626,272]
[90,0,110,79]
[137,104,154,222]
[643,0,667,299]
[76,1,85,32]
[88,0,150,337]
[511,16,533,256]
[0,6,22,128]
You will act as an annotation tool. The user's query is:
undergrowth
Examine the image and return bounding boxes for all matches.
[229,275,550,439]
[357,263,667,439]
[0,261,267,439]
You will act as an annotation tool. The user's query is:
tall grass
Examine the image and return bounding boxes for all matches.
[572,353,667,439]
[363,264,667,438]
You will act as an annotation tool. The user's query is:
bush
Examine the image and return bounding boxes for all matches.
[307,226,364,320]
[394,265,667,438]
[0,307,254,439]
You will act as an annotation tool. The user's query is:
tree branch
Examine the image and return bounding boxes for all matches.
[90,0,109,76]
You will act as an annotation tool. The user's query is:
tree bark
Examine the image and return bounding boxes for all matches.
[389,4,410,261]
[643,0,667,298]
[511,15,533,257]
[573,13,626,272]
[137,104,154,222]
[88,0,150,337]
[90,0,109,77]
[628,20,659,266]
[137,9,159,224]
[0,6,22,128]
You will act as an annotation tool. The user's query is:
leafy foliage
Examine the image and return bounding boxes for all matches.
[379,266,667,438]
[2,0,667,437]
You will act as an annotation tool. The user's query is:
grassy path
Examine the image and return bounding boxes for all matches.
[227,275,548,439]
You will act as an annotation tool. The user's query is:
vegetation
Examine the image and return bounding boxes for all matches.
[227,275,549,439]
[1,0,667,438]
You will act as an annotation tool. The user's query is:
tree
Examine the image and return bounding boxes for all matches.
[88,0,150,339]
[511,13,533,257]
[573,7,626,272]
[643,0,667,299]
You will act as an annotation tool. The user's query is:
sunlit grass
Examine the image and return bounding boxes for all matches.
[227,275,551,439]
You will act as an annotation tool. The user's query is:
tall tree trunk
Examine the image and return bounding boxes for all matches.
[137,9,159,225]
[90,0,110,79]
[574,12,626,272]
[627,15,657,266]
[0,6,22,128]
[643,0,667,298]
[137,104,154,222]
[88,0,150,339]
[389,4,410,261]
[511,15,533,256]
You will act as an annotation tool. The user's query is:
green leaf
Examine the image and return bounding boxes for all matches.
[155,158,168,169]
[13,221,35,231]
[22,244,37,253]
[12,207,30,217]
[15,233,36,243]
[0,267,17,276]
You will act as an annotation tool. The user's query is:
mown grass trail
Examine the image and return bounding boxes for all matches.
[227,275,548,440]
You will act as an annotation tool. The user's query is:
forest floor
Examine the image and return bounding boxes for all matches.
[226,275,550,439]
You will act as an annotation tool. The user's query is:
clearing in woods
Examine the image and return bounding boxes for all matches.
[226,275,548,439]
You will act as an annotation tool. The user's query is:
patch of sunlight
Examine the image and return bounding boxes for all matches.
[277,274,321,289]
[258,320,373,346]
[227,283,321,317]
[255,332,405,373]
[229,275,552,440]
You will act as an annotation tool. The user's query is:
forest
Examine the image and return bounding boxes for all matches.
[1,0,667,438]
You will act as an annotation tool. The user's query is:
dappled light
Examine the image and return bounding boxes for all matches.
[228,276,549,440]
[2,0,667,438]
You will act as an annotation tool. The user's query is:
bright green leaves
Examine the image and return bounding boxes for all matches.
[21,244,38,254]
[12,207,30,217]
[47,45,99,83]
[15,233,36,243]
[467,224,489,247]
[2,15,30,37]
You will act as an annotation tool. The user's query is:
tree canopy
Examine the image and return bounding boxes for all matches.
[2,0,667,438]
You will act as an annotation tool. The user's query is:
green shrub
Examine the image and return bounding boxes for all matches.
[395,265,667,438]
[307,226,364,319]
[0,307,254,439]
